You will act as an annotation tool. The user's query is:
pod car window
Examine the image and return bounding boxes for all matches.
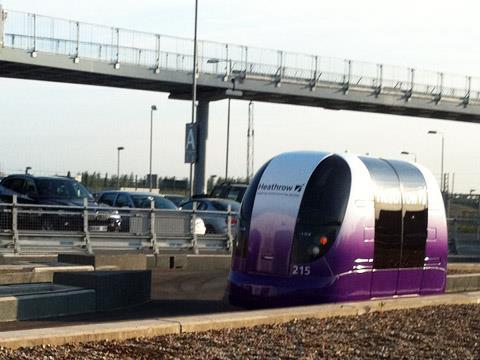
[359,157,428,269]
[292,155,351,264]
[235,160,271,258]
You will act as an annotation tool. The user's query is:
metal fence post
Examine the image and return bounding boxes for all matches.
[74,21,80,63]
[276,50,284,86]
[342,59,351,94]
[0,5,5,48]
[374,64,383,97]
[226,204,232,252]
[310,55,318,90]
[150,199,158,254]
[191,202,199,254]
[11,195,19,254]
[453,219,458,254]
[224,44,230,81]
[83,197,92,254]
[32,13,37,56]
[114,27,120,69]
[155,34,161,73]
[463,76,471,107]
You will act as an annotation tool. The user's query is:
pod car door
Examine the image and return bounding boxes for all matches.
[361,157,402,298]
[361,158,428,297]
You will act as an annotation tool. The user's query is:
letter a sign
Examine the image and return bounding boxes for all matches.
[185,123,197,163]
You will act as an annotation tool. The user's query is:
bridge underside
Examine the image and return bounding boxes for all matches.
[1,48,480,122]
[2,47,480,194]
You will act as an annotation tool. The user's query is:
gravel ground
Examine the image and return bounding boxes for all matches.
[1,304,479,360]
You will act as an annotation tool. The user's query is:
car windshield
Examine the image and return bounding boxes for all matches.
[211,200,240,212]
[36,178,91,199]
[131,195,177,209]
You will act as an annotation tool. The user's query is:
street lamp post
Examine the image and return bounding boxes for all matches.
[189,0,199,198]
[400,151,417,162]
[428,130,445,191]
[149,105,158,192]
[225,98,231,180]
[25,166,32,175]
[117,146,124,189]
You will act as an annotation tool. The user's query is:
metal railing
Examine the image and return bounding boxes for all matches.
[448,218,480,255]
[0,196,236,254]
[1,8,479,105]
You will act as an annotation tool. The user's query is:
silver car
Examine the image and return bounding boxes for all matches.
[180,198,240,234]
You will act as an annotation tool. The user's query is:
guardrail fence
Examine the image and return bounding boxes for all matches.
[1,8,478,105]
[448,218,480,256]
[0,196,236,254]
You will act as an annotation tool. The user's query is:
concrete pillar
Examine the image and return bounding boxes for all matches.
[194,100,209,195]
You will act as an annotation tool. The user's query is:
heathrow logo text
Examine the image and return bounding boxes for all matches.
[258,183,304,194]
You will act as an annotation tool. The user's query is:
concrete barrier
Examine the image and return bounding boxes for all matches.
[0,265,93,285]
[446,274,480,293]
[0,284,95,322]
[58,253,148,270]
[1,291,480,349]
[185,255,231,271]
[53,270,151,311]
[0,254,58,265]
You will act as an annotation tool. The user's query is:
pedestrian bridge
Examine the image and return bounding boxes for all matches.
[1,7,479,120]
[1,7,480,193]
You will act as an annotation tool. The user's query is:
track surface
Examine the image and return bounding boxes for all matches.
[0,268,235,332]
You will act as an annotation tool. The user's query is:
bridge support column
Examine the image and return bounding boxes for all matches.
[194,100,209,195]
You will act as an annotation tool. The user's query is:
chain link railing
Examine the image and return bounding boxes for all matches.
[0,196,236,254]
[1,8,479,105]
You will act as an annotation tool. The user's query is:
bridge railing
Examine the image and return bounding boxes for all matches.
[2,8,479,104]
[0,197,236,254]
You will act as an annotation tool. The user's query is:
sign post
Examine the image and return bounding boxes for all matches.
[185,123,197,164]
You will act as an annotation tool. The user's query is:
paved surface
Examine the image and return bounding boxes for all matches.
[1,291,480,351]
[4,304,479,359]
[0,268,234,332]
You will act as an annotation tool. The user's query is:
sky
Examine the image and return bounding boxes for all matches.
[1,0,480,192]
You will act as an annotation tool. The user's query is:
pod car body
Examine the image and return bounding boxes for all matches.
[228,152,447,307]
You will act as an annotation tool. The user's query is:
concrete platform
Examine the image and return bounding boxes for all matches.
[0,284,95,322]
[53,270,151,311]
[1,291,480,349]
[0,264,93,285]
[58,253,147,270]
[0,254,58,265]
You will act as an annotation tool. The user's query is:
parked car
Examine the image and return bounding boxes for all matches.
[97,191,206,235]
[209,183,248,203]
[180,198,240,234]
[164,194,189,207]
[0,175,121,232]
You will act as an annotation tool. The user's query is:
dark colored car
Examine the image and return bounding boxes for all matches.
[164,194,189,207]
[0,175,120,231]
[97,191,178,209]
[180,198,240,234]
[209,183,248,203]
